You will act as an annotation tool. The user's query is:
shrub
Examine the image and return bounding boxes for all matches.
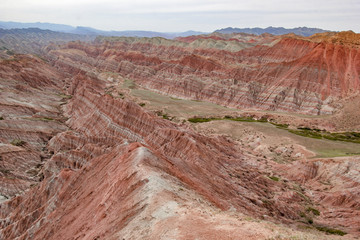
[188,117,219,123]
[306,207,320,216]
[10,139,26,146]
[268,176,280,181]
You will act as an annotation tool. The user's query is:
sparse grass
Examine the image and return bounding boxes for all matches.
[268,176,280,181]
[288,129,322,139]
[225,116,258,122]
[25,117,54,122]
[292,184,311,203]
[10,139,26,146]
[306,207,320,216]
[270,122,289,129]
[123,79,136,89]
[188,117,221,123]
[188,116,267,123]
[162,113,170,120]
[155,111,171,120]
[315,226,347,236]
[170,97,181,100]
[38,117,54,121]
[105,91,113,97]
[57,93,72,99]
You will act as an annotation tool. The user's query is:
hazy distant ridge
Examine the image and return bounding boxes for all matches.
[0,28,94,54]
[0,21,206,39]
[215,26,329,36]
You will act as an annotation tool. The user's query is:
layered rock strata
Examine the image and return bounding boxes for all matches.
[47,31,360,115]
[0,72,332,239]
[0,55,67,200]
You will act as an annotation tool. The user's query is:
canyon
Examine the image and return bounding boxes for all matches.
[0,30,359,239]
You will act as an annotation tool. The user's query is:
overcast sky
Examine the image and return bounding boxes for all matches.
[1,0,359,32]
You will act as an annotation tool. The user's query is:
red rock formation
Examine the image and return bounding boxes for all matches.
[276,156,360,234]
[1,32,359,239]
[0,72,322,239]
[0,55,67,200]
[47,32,360,115]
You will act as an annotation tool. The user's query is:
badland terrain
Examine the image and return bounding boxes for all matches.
[0,26,359,239]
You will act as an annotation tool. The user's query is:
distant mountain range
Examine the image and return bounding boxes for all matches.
[0,21,332,38]
[0,21,206,39]
[0,28,94,54]
[215,26,329,36]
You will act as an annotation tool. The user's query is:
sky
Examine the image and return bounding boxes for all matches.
[1,0,360,32]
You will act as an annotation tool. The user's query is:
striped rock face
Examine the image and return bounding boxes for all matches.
[0,55,68,200]
[47,31,360,115]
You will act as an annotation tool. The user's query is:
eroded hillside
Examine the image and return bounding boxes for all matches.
[46,31,360,116]
[0,32,359,239]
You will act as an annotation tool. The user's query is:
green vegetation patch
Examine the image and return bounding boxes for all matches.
[155,111,171,120]
[162,113,170,120]
[57,93,72,99]
[10,139,26,146]
[289,128,360,144]
[188,117,221,123]
[268,176,280,181]
[315,226,347,236]
[37,117,54,121]
[270,122,289,129]
[188,116,268,123]
[26,117,54,122]
[306,207,320,216]
[189,115,360,145]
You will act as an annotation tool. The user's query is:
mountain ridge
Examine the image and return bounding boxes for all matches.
[215,26,331,36]
[0,21,206,39]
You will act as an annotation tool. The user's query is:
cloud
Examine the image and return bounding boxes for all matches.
[1,0,359,32]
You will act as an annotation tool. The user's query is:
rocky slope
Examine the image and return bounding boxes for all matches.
[0,54,67,201]
[46,31,360,115]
